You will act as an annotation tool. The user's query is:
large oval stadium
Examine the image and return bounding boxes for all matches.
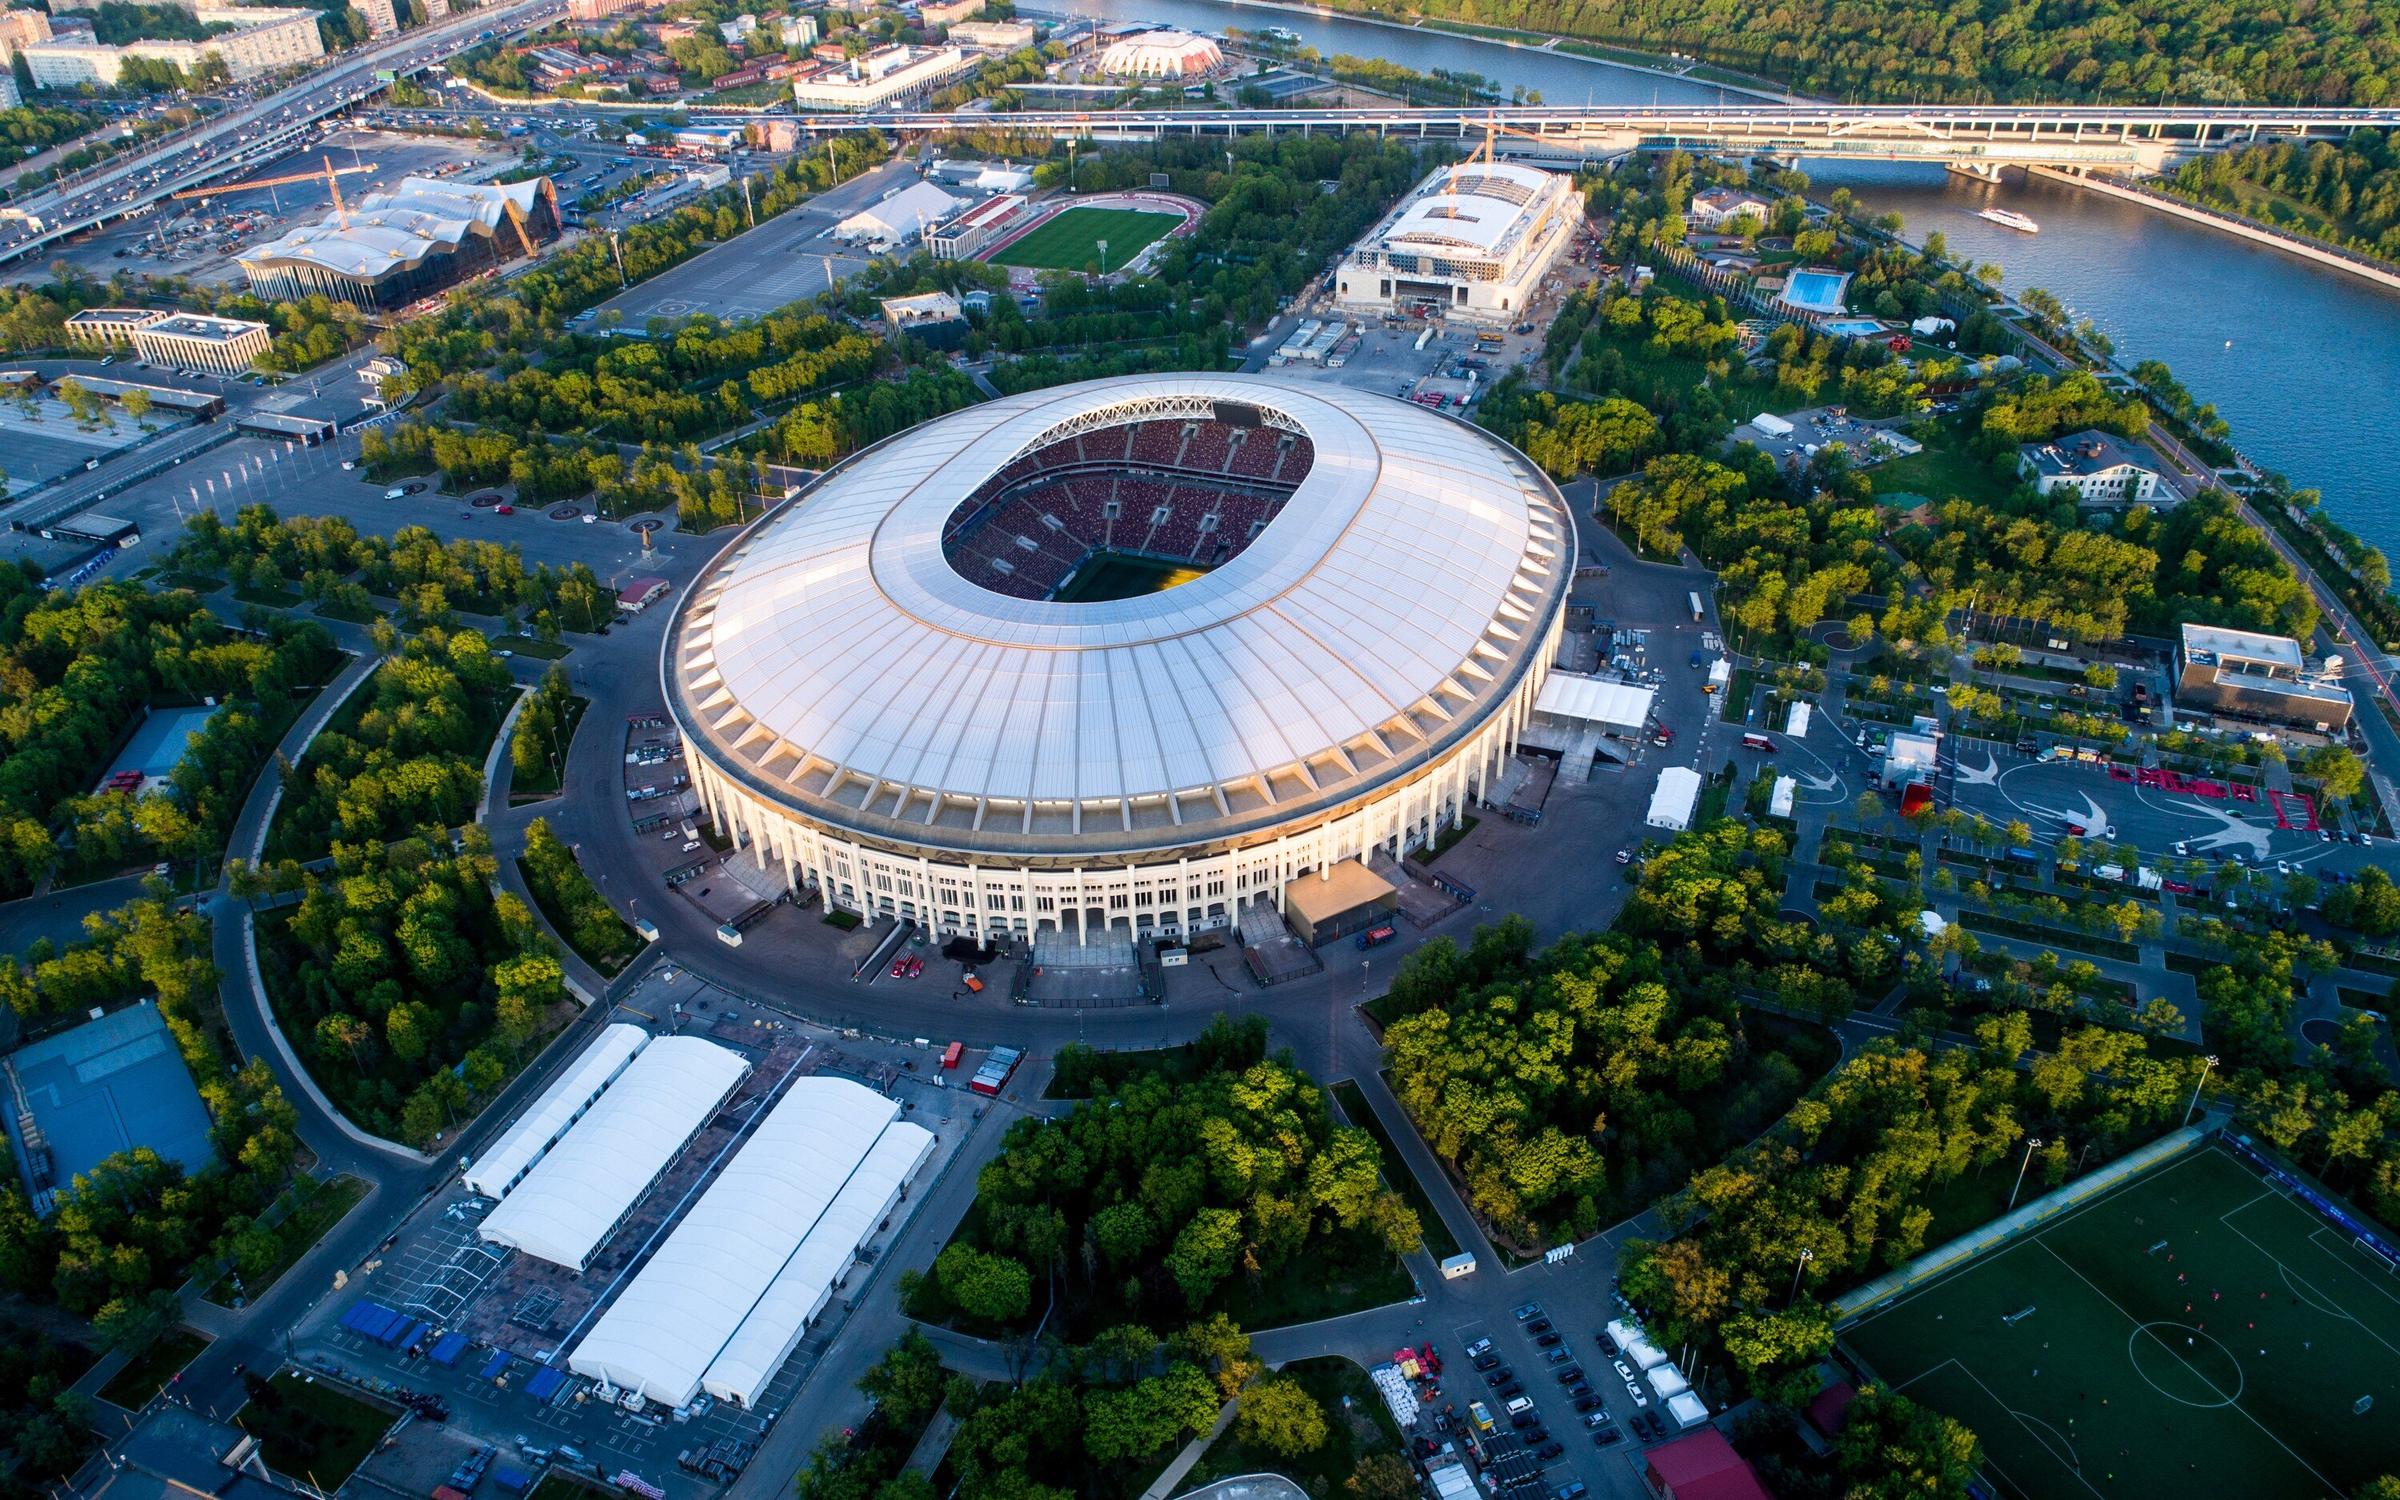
[663,375,1573,944]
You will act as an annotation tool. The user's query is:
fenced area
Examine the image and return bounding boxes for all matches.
[1843,1145,2400,1500]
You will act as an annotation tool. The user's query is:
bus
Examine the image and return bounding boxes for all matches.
[1688,591,1704,622]
[1740,732,1777,752]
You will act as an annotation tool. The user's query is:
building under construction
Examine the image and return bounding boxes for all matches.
[235,176,561,311]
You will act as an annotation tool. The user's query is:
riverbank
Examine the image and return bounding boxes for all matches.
[2029,167,2400,295]
[1117,0,1797,102]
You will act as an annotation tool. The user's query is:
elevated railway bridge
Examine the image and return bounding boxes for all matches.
[794,104,2400,176]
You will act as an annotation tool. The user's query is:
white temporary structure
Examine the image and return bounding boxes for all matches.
[1649,1364,1691,1398]
[1625,1335,1669,1371]
[1646,766,1702,832]
[477,1037,749,1271]
[1533,673,1657,733]
[701,1118,933,1406]
[569,1077,930,1407]
[1667,1391,1712,1429]
[834,181,962,247]
[463,1023,650,1202]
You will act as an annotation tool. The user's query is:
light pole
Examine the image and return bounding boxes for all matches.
[1096,237,1109,277]
[2183,1054,2220,1128]
[1787,1248,1813,1304]
[2008,1137,2044,1211]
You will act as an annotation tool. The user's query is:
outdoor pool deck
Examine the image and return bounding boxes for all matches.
[1778,267,1853,315]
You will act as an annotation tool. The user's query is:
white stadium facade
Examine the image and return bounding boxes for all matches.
[1094,29,1223,80]
[663,375,1573,945]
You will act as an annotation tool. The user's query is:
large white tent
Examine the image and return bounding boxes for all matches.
[477,1037,749,1271]
[463,1023,650,1202]
[833,181,962,248]
[700,1119,932,1406]
[570,1076,932,1407]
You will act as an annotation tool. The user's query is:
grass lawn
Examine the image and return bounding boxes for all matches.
[494,634,573,661]
[991,207,1181,272]
[510,694,587,800]
[205,1175,367,1306]
[1045,1042,1207,1098]
[1052,553,1206,602]
[162,570,227,594]
[1843,1145,2400,1500]
[233,583,305,609]
[235,1373,395,1490]
[314,598,380,625]
[1333,1079,1463,1262]
[528,1476,612,1500]
[98,1328,209,1409]
[1870,426,2018,508]
[1175,1356,1402,1496]
[1423,815,1479,864]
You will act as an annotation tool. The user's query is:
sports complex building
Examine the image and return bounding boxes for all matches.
[662,375,1574,945]
[1334,161,1581,323]
[237,177,561,311]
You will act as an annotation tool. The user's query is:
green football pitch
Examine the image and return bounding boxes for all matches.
[1844,1146,2400,1500]
[988,207,1182,271]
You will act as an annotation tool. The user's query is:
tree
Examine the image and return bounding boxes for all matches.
[1347,1453,1419,1500]
[2301,744,2366,805]
[1831,1385,1981,1499]
[859,1330,948,1429]
[1235,1376,1326,1457]
[93,1288,184,1356]
[935,1243,1031,1323]
[1165,1207,1243,1306]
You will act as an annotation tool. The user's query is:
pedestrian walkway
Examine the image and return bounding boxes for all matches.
[1137,1398,1239,1500]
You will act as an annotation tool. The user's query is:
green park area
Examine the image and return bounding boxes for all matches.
[1844,1146,2400,1500]
[990,207,1182,272]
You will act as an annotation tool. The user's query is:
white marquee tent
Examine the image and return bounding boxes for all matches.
[477,1037,749,1271]
[463,1023,650,1202]
[570,1077,932,1407]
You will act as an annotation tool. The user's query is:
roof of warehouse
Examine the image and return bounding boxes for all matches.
[476,1036,747,1269]
[568,1076,903,1405]
[462,1023,650,1200]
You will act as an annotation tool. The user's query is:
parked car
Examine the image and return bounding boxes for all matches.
[1513,1302,1543,1321]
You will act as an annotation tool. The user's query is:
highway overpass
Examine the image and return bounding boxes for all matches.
[787,103,2400,174]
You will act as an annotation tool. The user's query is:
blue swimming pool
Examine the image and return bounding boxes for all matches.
[1821,317,1887,338]
[1780,269,1852,314]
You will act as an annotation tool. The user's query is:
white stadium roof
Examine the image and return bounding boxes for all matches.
[463,1022,650,1201]
[239,177,550,281]
[569,1077,926,1407]
[477,1037,748,1271]
[1373,163,1559,261]
[666,375,1567,858]
[1096,29,1222,77]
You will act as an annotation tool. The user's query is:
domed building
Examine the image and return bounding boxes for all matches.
[663,375,1573,946]
[1095,28,1223,81]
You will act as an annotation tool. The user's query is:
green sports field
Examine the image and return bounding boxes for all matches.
[989,207,1182,271]
[1051,552,1207,602]
[1844,1146,2400,1500]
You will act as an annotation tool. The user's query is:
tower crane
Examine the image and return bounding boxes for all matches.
[175,157,380,225]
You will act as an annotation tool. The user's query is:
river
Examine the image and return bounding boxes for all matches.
[1051,0,2400,563]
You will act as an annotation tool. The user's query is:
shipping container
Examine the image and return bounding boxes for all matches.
[940,1041,964,1069]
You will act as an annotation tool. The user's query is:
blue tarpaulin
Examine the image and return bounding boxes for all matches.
[523,1367,566,1401]
[479,1351,511,1382]
[429,1332,470,1367]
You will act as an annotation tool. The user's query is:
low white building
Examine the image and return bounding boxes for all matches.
[834,181,964,249]
[948,19,1035,49]
[463,1023,650,1202]
[25,5,320,86]
[789,44,976,110]
[1334,161,1581,324]
[2017,428,2163,506]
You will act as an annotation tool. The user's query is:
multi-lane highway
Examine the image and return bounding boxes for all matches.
[0,0,566,268]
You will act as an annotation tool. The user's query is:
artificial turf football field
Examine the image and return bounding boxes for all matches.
[988,207,1182,271]
[1843,1146,2400,1500]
